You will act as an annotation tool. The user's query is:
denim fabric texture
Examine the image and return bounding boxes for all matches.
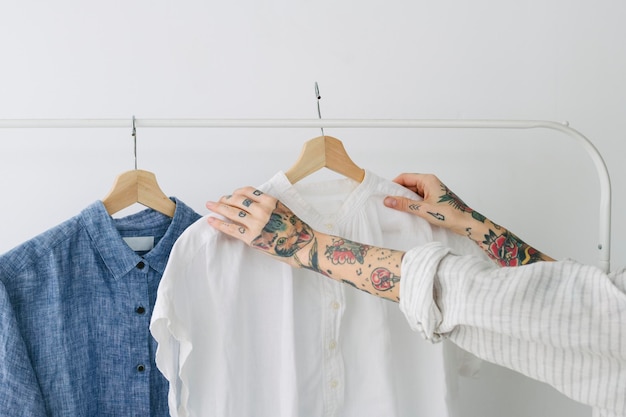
[0,199,200,416]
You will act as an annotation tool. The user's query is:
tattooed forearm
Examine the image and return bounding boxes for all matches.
[309,239,320,270]
[305,235,404,302]
[294,237,332,277]
[324,238,369,265]
[438,183,471,211]
[482,228,548,266]
[370,267,400,291]
[232,196,404,302]
[436,183,486,223]
[376,251,394,261]
[466,217,553,266]
[471,211,487,223]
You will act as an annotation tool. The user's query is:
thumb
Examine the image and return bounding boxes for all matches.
[383,196,423,215]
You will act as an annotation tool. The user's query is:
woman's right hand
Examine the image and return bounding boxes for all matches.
[206,187,316,269]
[383,173,486,236]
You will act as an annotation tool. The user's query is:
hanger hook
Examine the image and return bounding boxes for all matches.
[314,82,325,137]
[132,115,137,170]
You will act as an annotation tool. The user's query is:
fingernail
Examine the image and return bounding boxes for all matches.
[384,197,397,207]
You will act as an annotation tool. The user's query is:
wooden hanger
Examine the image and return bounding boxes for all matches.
[285,135,365,184]
[102,116,176,217]
[102,169,176,217]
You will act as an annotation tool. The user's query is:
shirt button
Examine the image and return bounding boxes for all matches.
[136,364,146,372]
[325,223,334,231]
[136,261,145,270]
[136,306,146,315]
[330,379,339,389]
[328,340,337,350]
[331,301,340,310]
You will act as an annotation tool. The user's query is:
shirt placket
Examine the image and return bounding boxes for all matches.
[129,259,152,416]
[320,221,346,417]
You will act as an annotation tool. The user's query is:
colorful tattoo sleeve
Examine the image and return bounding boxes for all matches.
[482,229,544,267]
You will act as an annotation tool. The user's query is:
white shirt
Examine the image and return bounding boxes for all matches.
[400,242,626,417]
[151,171,486,417]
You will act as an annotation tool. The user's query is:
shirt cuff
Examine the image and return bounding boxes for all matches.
[399,242,451,343]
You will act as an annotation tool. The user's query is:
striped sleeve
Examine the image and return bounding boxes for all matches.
[399,242,626,416]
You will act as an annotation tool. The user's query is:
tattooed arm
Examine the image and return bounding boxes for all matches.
[206,188,404,302]
[292,232,403,302]
[206,175,552,303]
[384,174,554,266]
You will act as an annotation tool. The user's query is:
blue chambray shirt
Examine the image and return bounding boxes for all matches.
[0,199,200,416]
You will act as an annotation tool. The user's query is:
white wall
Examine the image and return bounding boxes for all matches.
[2,1,624,415]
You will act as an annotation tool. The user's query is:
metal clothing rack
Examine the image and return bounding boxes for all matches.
[0,118,612,272]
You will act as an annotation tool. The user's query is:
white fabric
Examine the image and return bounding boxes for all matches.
[400,242,626,417]
[151,171,486,417]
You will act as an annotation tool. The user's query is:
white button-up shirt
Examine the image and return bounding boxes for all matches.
[151,171,485,417]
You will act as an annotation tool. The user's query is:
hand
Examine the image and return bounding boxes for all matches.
[386,173,554,265]
[206,187,406,301]
[383,173,485,236]
[206,187,315,268]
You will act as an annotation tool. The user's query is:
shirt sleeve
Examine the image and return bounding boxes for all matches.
[150,247,193,417]
[399,242,626,417]
[0,279,47,416]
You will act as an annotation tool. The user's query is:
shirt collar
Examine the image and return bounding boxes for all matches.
[262,170,377,227]
[79,198,200,280]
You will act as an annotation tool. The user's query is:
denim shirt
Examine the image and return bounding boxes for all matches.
[0,199,201,416]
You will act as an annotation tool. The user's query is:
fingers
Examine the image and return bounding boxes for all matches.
[383,196,422,214]
[213,188,274,215]
[384,195,451,230]
[206,187,276,245]
[218,187,274,211]
[391,173,422,194]
[391,173,441,199]
[386,173,473,235]
[207,215,250,242]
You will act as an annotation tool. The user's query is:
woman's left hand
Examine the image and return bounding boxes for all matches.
[206,187,316,268]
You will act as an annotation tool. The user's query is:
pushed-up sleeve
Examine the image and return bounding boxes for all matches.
[398,242,452,342]
[399,242,626,416]
[0,279,47,416]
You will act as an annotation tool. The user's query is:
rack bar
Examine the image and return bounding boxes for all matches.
[0,118,599,129]
[0,118,611,272]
